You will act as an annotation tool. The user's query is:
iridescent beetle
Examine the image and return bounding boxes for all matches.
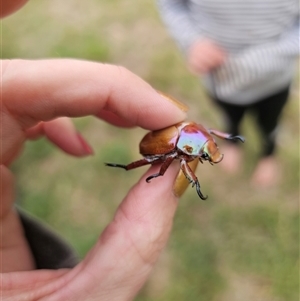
[106,121,244,199]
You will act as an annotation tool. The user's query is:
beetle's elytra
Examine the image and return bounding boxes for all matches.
[106,121,245,200]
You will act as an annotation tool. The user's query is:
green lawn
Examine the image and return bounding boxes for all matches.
[3,1,299,300]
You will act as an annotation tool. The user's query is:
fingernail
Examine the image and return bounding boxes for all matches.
[173,159,199,197]
[157,90,189,112]
[76,133,94,155]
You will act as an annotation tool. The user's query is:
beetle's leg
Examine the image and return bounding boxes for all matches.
[208,129,245,143]
[105,157,159,170]
[180,159,208,200]
[146,155,176,183]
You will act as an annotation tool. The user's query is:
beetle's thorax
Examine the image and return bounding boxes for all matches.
[176,122,211,156]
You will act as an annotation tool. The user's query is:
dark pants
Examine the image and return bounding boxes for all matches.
[213,86,290,157]
[18,208,78,269]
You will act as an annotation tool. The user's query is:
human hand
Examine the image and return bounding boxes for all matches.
[187,38,227,75]
[1,59,188,300]
[0,0,29,18]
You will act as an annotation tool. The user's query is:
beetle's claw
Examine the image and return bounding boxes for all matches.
[195,181,208,200]
[146,173,161,183]
[227,135,245,143]
[105,163,128,170]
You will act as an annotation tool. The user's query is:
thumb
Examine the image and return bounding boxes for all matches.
[40,162,181,301]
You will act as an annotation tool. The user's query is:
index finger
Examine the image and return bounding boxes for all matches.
[2,59,188,130]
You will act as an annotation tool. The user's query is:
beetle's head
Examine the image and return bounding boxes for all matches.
[201,140,224,164]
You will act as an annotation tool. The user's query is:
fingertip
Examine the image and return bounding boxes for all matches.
[108,162,181,265]
[157,91,189,113]
[43,118,94,157]
[119,162,181,225]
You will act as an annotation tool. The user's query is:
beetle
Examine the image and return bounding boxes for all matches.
[106,121,244,200]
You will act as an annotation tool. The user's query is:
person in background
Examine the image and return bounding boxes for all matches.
[156,0,299,187]
[1,1,189,300]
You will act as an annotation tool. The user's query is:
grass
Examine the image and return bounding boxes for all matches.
[2,1,299,300]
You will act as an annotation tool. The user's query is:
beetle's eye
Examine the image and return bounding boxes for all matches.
[201,153,209,160]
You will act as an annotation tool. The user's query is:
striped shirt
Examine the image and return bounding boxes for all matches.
[157,0,299,104]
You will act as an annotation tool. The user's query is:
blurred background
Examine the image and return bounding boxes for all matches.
[2,0,299,300]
